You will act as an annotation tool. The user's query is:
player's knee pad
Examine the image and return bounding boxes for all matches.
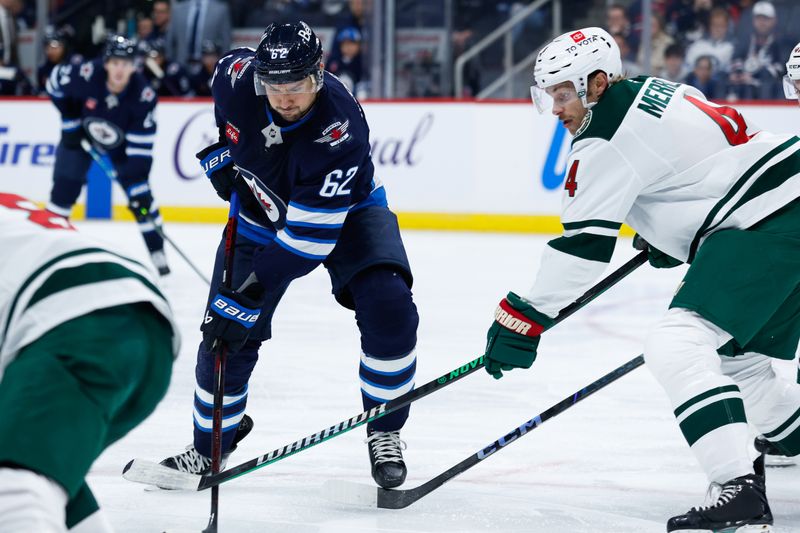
[349,266,419,357]
[0,467,67,533]
[644,307,732,386]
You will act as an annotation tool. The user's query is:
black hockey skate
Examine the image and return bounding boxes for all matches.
[667,474,773,532]
[365,428,407,489]
[159,414,253,477]
[755,435,796,468]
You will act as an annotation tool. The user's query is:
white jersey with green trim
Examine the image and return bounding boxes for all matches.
[0,194,180,379]
[527,76,800,317]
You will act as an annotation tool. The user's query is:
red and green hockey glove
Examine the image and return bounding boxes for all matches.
[484,292,555,379]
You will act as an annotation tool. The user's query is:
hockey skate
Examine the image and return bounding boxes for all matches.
[755,435,796,468]
[667,474,773,532]
[365,429,407,489]
[159,414,253,478]
[149,249,170,276]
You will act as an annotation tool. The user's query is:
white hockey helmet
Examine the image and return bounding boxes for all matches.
[783,41,800,99]
[531,27,622,113]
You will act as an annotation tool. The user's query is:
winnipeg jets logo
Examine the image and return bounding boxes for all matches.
[79,62,94,81]
[236,166,288,229]
[314,120,350,147]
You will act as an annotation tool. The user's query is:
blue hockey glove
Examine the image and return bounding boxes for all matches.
[633,234,682,269]
[201,280,265,353]
[196,141,238,202]
[484,292,555,379]
[196,141,271,225]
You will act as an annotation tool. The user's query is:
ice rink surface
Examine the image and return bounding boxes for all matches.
[73,220,800,533]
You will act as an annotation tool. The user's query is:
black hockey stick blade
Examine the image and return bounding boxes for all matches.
[324,354,645,509]
[123,252,647,490]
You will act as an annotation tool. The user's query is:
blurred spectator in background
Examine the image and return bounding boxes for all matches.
[664,0,713,44]
[606,3,639,57]
[659,42,688,82]
[728,1,785,100]
[637,13,674,74]
[253,0,304,26]
[685,7,735,76]
[0,39,31,95]
[327,26,365,97]
[0,0,21,66]
[149,0,171,42]
[167,0,231,66]
[614,31,642,77]
[685,55,722,97]
[139,38,193,97]
[137,16,155,42]
[403,48,442,98]
[37,27,83,95]
[189,39,220,97]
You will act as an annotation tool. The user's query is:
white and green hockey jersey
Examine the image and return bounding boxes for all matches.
[528,76,800,317]
[0,193,180,379]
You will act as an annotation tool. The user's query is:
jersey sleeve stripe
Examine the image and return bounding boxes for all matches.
[125,133,156,144]
[563,226,620,238]
[61,119,81,131]
[547,233,616,263]
[28,261,162,310]
[125,147,153,157]
[562,219,622,231]
[282,227,337,245]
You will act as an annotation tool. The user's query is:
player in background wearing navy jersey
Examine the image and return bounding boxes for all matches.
[158,22,418,489]
[45,35,170,276]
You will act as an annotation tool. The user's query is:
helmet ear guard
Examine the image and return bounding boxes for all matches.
[531,27,621,113]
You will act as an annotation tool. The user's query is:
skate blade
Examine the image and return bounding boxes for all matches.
[764,454,796,467]
[673,524,771,533]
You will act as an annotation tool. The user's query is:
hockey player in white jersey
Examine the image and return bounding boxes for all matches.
[483,27,800,532]
[783,41,800,106]
[0,193,179,532]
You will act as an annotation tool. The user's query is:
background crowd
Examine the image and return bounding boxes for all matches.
[0,0,796,100]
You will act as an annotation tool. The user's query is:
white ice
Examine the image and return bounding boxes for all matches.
[72,220,800,533]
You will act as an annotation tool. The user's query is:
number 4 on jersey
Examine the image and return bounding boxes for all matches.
[565,160,579,197]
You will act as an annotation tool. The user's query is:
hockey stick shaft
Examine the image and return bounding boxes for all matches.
[202,193,240,533]
[192,250,648,489]
[371,354,645,509]
[81,140,211,286]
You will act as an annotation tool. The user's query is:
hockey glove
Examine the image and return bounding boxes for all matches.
[60,122,85,150]
[201,280,265,354]
[484,292,555,379]
[196,142,271,225]
[633,234,682,269]
[196,141,238,201]
[125,182,155,223]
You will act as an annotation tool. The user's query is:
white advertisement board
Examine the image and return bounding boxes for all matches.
[0,97,795,230]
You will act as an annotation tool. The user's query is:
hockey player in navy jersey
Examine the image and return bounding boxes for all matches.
[45,35,170,275]
[159,21,418,489]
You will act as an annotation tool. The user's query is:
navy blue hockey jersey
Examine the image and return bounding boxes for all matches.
[46,58,157,181]
[209,48,386,291]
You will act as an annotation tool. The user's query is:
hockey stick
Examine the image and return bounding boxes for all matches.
[81,139,211,286]
[202,193,240,533]
[324,354,645,509]
[122,250,648,490]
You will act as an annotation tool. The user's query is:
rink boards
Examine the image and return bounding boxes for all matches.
[0,97,797,232]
